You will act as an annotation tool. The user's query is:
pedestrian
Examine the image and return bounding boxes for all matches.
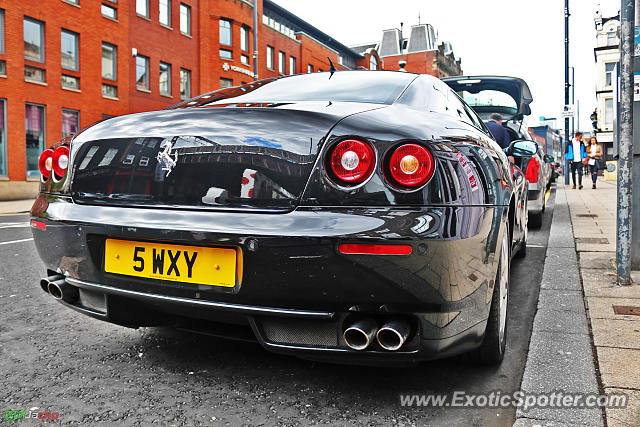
[485,113,511,150]
[586,136,603,189]
[565,131,586,189]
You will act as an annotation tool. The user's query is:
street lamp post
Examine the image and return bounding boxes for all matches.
[564,0,571,185]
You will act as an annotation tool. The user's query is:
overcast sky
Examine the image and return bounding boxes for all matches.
[273,0,620,131]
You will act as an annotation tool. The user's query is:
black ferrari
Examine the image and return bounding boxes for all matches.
[31,70,528,365]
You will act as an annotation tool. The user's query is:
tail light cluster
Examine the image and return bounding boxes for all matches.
[39,146,70,180]
[326,139,435,190]
[525,156,540,184]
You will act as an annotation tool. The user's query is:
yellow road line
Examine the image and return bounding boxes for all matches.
[544,188,552,204]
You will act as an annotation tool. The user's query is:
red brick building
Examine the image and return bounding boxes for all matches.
[0,0,455,199]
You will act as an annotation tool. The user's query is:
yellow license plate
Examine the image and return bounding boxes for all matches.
[104,239,240,287]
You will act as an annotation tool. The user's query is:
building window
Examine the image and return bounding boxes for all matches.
[159,62,171,95]
[605,62,616,87]
[24,17,45,62]
[307,64,313,73]
[607,31,617,46]
[370,55,378,70]
[159,0,171,26]
[240,26,249,52]
[241,54,249,65]
[219,18,231,46]
[101,4,117,20]
[136,0,149,17]
[25,66,45,83]
[289,56,296,75]
[25,103,45,178]
[180,4,191,35]
[605,98,614,125]
[0,99,6,177]
[136,55,149,90]
[220,49,232,59]
[266,46,274,69]
[180,68,190,99]
[102,83,118,98]
[278,51,285,74]
[62,109,79,137]
[0,60,5,76]
[102,43,117,80]
[0,9,5,54]
[65,0,80,4]
[61,74,79,89]
[220,78,233,89]
[61,29,79,71]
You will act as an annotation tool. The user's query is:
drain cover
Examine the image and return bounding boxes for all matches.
[613,306,640,316]
[575,237,610,244]
[577,214,599,218]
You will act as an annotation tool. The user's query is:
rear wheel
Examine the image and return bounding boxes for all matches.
[468,228,510,364]
[529,211,543,228]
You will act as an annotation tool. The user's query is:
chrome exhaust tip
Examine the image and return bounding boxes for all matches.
[343,319,377,350]
[47,279,79,303]
[40,274,63,294]
[376,320,410,351]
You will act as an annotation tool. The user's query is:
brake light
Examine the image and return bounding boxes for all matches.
[387,144,434,188]
[52,146,70,178]
[525,156,540,183]
[38,149,55,179]
[338,243,413,255]
[327,139,376,185]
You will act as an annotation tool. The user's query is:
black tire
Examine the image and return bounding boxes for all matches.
[467,229,510,364]
[515,241,527,258]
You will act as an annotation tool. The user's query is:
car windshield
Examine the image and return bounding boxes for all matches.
[192,71,417,106]
[459,90,517,112]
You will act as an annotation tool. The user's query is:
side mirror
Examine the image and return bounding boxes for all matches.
[543,154,554,163]
[507,140,538,157]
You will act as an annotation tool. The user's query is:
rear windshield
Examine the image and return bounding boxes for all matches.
[194,71,416,106]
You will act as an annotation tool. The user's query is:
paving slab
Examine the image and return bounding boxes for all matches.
[596,347,640,389]
[603,388,640,427]
[532,307,590,335]
[581,269,640,298]
[578,252,616,270]
[590,318,640,349]
[585,297,640,320]
[537,289,586,313]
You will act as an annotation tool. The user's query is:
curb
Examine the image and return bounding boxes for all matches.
[513,184,604,426]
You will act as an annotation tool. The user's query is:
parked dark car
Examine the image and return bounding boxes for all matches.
[31,71,527,365]
[443,75,548,228]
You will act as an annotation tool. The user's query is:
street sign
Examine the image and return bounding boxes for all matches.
[561,104,575,118]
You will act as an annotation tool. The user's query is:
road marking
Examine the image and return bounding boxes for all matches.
[527,244,545,248]
[0,223,31,229]
[0,238,34,246]
[544,188,552,204]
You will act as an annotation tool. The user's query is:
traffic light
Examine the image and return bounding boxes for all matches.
[590,109,598,130]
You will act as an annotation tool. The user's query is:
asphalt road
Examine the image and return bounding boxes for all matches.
[0,189,555,426]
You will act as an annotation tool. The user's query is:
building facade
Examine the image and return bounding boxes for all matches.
[0,0,456,199]
[352,24,462,78]
[593,10,620,160]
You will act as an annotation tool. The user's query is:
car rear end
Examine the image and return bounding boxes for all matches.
[31,72,508,364]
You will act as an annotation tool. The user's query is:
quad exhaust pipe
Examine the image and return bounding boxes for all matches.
[39,274,79,303]
[343,318,411,351]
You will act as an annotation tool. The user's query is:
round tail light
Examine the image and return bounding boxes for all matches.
[327,139,376,185]
[387,143,434,188]
[52,146,70,178]
[38,149,55,179]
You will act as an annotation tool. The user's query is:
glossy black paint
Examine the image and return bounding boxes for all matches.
[32,71,528,363]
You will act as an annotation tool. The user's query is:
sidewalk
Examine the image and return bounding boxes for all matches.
[0,199,34,215]
[564,178,640,426]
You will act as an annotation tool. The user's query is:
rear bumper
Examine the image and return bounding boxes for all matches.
[527,187,545,215]
[31,194,506,363]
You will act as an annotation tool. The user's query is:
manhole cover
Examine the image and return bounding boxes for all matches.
[613,306,640,316]
[575,237,610,244]
[577,214,599,218]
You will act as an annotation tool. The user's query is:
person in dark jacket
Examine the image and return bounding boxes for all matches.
[565,131,587,189]
[485,114,511,150]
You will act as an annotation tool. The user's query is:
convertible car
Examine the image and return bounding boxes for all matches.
[31,70,528,365]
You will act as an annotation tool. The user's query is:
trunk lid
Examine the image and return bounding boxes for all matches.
[441,75,533,122]
[70,103,380,211]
